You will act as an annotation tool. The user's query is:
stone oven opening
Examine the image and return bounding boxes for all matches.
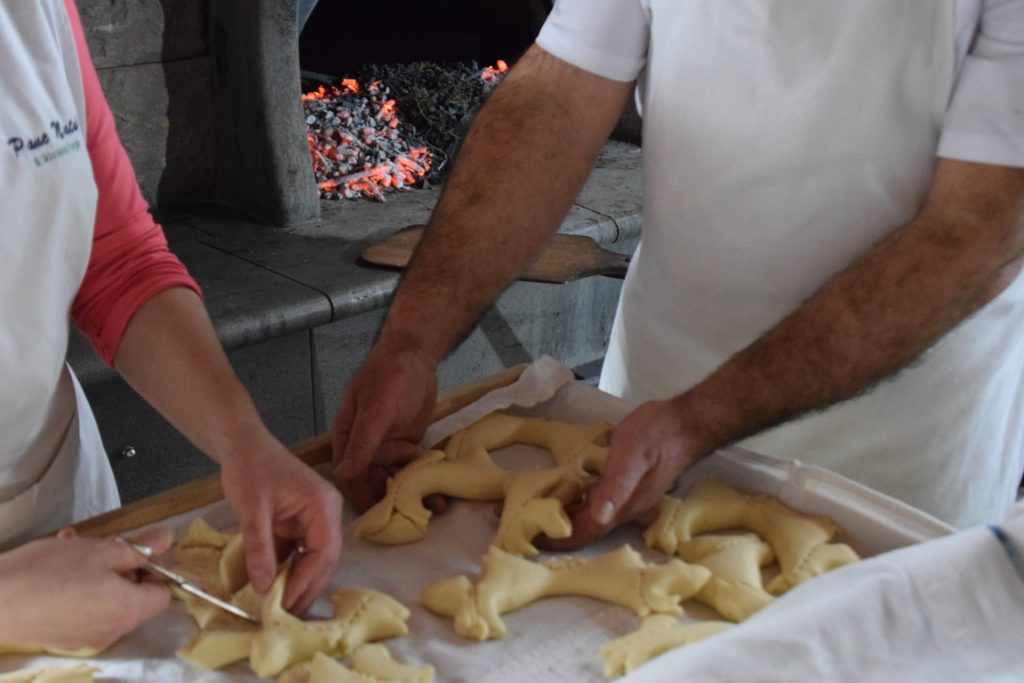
[78,1,563,224]
[296,1,550,202]
[299,1,546,76]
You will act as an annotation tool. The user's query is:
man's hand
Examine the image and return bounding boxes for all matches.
[219,433,343,614]
[330,47,632,511]
[331,338,437,512]
[0,528,172,654]
[544,398,706,549]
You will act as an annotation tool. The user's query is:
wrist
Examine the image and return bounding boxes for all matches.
[667,386,736,459]
[374,328,441,370]
[205,408,279,471]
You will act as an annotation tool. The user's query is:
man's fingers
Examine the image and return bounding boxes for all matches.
[334,403,389,480]
[424,493,448,515]
[539,448,656,551]
[538,506,608,551]
[340,465,389,512]
[376,440,423,468]
[587,446,649,528]
[331,391,359,472]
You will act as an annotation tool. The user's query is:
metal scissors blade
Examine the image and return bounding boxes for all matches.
[121,537,260,624]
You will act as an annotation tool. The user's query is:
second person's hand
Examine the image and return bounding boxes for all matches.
[331,336,438,511]
[544,398,706,550]
[219,430,343,615]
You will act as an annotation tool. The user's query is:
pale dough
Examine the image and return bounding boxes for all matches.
[352,413,612,555]
[644,478,860,594]
[599,615,732,678]
[0,665,97,683]
[673,533,776,622]
[421,544,711,640]
[279,646,434,683]
[173,520,410,678]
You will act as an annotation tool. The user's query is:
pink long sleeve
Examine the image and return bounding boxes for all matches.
[65,0,202,366]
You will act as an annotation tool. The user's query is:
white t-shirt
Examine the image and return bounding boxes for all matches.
[537,0,1024,528]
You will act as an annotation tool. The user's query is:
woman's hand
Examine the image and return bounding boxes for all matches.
[219,432,343,615]
[0,528,172,654]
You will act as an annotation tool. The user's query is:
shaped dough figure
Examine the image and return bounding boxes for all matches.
[353,413,612,555]
[178,572,409,677]
[673,533,775,622]
[644,478,860,594]
[173,521,409,678]
[600,615,732,678]
[421,544,710,640]
[0,665,97,683]
[279,646,434,683]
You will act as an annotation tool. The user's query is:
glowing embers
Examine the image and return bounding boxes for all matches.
[303,79,433,201]
[480,59,509,84]
[302,62,509,202]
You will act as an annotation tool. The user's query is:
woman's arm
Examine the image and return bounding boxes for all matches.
[113,288,343,612]
[63,0,342,612]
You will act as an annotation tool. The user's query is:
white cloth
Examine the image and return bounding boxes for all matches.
[537,0,1024,528]
[0,1,119,544]
[622,502,1024,683]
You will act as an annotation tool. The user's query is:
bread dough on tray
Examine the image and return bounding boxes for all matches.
[279,646,433,683]
[644,477,860,594]
[600,615,732,678]
[421,544,711,641]
[352,413,612,556]
[0,665,97,683]
[172,519,410,679]
[673,532,776,622]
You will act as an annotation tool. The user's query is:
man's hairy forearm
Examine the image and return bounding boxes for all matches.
[677,158,1024,454]
[378,46,634,364]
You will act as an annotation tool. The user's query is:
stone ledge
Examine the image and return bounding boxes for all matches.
[67,141,642,384]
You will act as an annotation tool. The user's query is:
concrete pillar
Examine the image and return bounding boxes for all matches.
[208,0,320,226]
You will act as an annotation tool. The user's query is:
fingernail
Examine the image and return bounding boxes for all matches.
[595,500,615,524]
[251,569,271,591]
[117,536,154,558]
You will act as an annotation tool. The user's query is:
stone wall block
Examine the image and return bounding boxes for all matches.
[96,58,215,207]
[78,0,207,69]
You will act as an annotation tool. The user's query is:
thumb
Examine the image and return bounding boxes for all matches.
[335,403,389,480]
[331,390,358,472]
[124,580,173,622]
[240,504,277,592]
[587,445,648,527]
[125,527,175,557]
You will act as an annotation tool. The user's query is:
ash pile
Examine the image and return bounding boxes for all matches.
[303,61,508,202]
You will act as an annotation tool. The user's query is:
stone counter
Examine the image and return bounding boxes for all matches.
[68,141,642,502]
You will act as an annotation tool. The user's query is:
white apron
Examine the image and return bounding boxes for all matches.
[601,0,1024,527]
[0,1,119,548]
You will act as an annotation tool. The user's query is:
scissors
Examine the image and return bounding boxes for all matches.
[120,537,260,624]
